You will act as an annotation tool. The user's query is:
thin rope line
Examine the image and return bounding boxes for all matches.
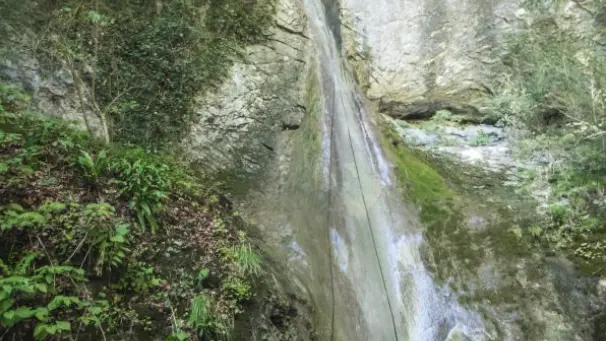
[327,91,336,341]
[346,120,400,341]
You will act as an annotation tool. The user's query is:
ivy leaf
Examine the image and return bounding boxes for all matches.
[34,323,52,340]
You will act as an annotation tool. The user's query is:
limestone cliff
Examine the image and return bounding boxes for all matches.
[184,0,311,177]
[0,0,311,179]
[340,0,521,102]
[338,0,592,116]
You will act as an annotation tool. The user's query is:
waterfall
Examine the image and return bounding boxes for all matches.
[302,0,486,340]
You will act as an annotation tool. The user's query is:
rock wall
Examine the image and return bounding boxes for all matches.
[0,0,311,179]
[0,52,102,135]
[339,0,522,104]
[182,0,311,176]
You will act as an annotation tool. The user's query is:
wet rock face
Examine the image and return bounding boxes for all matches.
[378,99,480,121]
[183,0,311,175]
[392,118,523,173]
[339,0,522,102]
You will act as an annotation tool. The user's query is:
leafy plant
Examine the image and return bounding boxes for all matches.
[1,205,46,231]
[232,244,262,277]
[188,295,211,334]
[0,253,90,340]
[117,262,163,295]
[433,109,453,121]
[110,150,171,232]
[78,203,131,275]
[196,268,210,286]
[470,130,491,147]
[168,330,190,341]
[77,149,108,183]
[529,224,543,238]
[0,82,30,112]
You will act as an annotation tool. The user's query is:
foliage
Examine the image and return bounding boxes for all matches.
[8,0,276,146]
[0,252,101,340]
[432,109,454,122]
[470,130,491,147]
[188,295,211,335]
[231,244,262,277]
[109,150,171,233]
[487,3,606,273]
[0,83,31,113]
[0,89,266,339]
[77,149,108,183]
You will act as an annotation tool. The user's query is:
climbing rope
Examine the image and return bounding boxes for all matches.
[327,89,337,341]
[328,82,400,340]
[345,126,401,341]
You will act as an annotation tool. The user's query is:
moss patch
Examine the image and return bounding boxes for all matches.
[378,118,454,205]
[378,116,536,286]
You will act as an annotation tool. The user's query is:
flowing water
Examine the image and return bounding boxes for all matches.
[303,0,485,339]
[247,1,598,340]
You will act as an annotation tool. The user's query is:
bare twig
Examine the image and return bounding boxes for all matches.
[71,62,95,135]
[104,86,132,112]
[98,324,108,341]
[36,236,54,267]
[80,244,94,269]
[66,232,89,263]
[1,326,11,340]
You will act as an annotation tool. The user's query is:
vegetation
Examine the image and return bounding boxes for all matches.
[0,83,286,340]
[469,130,490,147]
[487,0,606,273]
[0,0,276,146]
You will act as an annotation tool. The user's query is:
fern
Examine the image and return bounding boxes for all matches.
[14,252,39,275]
[1,210,46,230]
[77,150,108,183]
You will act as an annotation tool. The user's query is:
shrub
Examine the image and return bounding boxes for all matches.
[489,2,606,272]
[9,0,276,146]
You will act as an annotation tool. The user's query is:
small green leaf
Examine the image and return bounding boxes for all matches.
[34,308,49,321]
[55,320,71,332]
[14,306,36,319]
[0,298,15,314]
[34,323,50,339]
[34,283,47,293]
[196,269,210,283]
[115,224,129,236]
[109,235,125,243]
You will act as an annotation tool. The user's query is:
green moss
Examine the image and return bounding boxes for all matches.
[378,118,486,281]
[378,118,534,285]
[378,119,454,207]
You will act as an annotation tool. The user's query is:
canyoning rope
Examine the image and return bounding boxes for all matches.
[327,89,337,341]
[341,91,401,341]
